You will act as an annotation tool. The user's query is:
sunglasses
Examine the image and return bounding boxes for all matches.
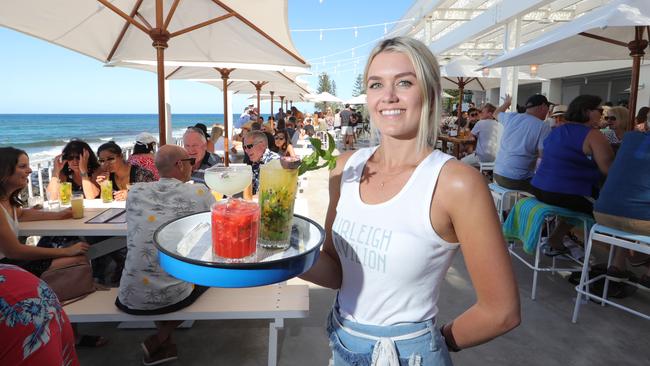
[274,136,285,140]
[244,141,260,150]
[63,155,80,161]
[98,157,117,164]
[604,116,617,121]
[469,113,479,117]
[179,157,196,165]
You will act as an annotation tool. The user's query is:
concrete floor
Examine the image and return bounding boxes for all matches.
[78,137,650,366]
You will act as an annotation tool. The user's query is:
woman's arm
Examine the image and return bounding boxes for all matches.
[585,129,615,175]
[17,206,72,222]
[436,161,521,349]
[0,214,88,260]
[79,149,100,199]
[45,154,66,200]
[286,144,297,158]
[298,152,353,289]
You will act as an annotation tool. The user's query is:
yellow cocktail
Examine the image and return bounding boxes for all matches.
[258,160,298,249]
[101,180,113,203]
[59,182,72,206]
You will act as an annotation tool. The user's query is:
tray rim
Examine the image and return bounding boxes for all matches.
[153,211,325,269]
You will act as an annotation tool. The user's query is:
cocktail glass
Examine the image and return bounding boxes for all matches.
[101,180,113,203]
[211,199,259,262]
[59,182,72,206]
[204,165,252,199]
[258,159,299,250]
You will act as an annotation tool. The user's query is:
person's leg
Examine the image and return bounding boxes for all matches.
[493,174,532,193]
[154,320,184,344]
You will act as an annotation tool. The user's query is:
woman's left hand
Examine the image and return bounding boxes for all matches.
[114,190,128,201]
[79,149,90,173]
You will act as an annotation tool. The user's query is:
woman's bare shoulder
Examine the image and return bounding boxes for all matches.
[436,160,488,201]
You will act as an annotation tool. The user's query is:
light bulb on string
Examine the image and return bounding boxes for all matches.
[384,23,387,34]
[354,27,358,38]
[351,48,355,57]
[319,29,323,41]
[319,0,323,4]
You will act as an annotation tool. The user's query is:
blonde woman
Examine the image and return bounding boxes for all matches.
[601,106,629,145]
[300,37,519,364]
[208,125,224,154]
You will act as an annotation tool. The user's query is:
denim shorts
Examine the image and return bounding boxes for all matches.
[327,308,453,366]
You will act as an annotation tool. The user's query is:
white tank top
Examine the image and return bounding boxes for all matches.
[333,147,459,325]
[1,204,19,260]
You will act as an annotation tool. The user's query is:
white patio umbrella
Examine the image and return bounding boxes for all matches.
[311,92,344,103]
[441,56,543,118]
[481,0,650,125]
[346,94,367,105]
[0,0,308,146]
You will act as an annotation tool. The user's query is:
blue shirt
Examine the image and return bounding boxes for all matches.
[532,123,602,197]
[594,132,650,220]
[494,112,551,180]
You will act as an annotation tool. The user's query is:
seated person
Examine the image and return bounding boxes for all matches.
[493,94,552,192]
[549,104,567,127]
[128,132,159,180]
[0,264,79,366]
[47,139,101,200]
[94,141,156,201]
[182,127,223,185]
[116,145,215,365]
[593,131,650,288]
[208,125,225,155]
[530,95,614,259]
[274,130,297,158]
[634,106,648,132]
[0,147,89,277]
[461,103,502,167]
[243,131,280,197]
[600,106,629,147]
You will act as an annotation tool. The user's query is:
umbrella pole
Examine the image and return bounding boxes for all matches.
[457,80,464,133]
[151,30,170,146]
[270,91,275,118]
[627,26,649,129]
[280,96,285,116]
[217,68,234,166]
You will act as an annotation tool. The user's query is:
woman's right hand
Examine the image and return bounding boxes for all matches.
[53,154,65,176]
[64,241,90,256]
[79,149,90,174]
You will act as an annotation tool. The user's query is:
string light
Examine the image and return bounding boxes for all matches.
[384,23,387,34]
[319,29,323,41]
[292,18,414,34]
[530,64,538,77]
[354,27,358,38]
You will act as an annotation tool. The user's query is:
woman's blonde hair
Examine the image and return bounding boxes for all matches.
[210,125,224,140]
[363,36,442,152]
[607,106,630,130]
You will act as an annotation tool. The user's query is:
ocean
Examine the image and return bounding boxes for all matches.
[0,114,269,164]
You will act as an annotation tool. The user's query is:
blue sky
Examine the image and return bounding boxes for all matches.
[0,1,412,114]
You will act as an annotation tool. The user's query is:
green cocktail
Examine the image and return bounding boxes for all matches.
[59,182,72,206]
[101,180,113,203]
[258,160,298,249]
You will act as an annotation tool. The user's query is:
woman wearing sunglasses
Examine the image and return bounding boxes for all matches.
[94,142,156,201]
[601,106,630,146]
[47,139,101,200]
[273,130,296,158]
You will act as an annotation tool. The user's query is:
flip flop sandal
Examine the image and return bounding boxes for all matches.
[76,335,109,348]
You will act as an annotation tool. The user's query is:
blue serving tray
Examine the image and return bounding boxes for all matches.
[153,211,324,288]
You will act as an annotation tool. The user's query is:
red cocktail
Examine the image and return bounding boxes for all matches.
[211,199,259,261]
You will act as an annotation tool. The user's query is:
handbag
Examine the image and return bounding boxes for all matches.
[40,255,99,305]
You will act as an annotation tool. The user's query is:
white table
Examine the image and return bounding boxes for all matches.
[19,200,127,259]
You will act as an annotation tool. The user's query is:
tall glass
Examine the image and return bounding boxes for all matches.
[258,160,299,249]
[71,193,84,219]
[101,180,113,203]
[211,199,259,262]
[59,182,72,206]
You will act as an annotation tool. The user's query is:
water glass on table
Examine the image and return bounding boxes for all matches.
[71,193,84,219]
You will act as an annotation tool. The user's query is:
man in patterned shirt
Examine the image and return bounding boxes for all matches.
[116,145,215,365]
[243,130,280,196]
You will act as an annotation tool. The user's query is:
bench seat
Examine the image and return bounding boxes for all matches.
[65,284,309,366]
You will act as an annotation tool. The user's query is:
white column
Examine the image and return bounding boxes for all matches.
[164,79,173,144]
[500,19,521,110]
[489,88,501,105]
[635,63,650,115]
[540,79,563,105]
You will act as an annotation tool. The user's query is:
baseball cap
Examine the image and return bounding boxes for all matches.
[193,123,210,138]
[136,132,157,145]
[550,105,567,117]
[525,94,552,109]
